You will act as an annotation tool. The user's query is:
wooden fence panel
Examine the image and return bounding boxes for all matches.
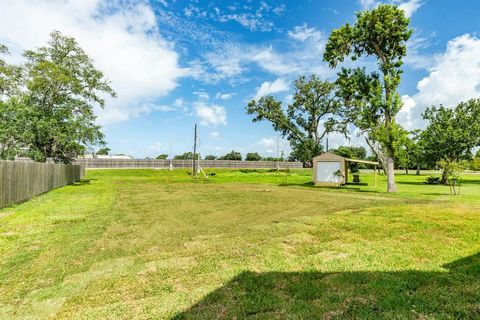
[0,160,83,209]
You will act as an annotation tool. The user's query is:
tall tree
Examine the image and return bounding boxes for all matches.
[421,99,480,183]
[0,45,24,160]
[22,31,116,163]
[324,4,412,192]
[247,75,344,166]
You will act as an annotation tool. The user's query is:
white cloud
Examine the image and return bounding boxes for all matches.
[198,33,333,82]
[258,137,276,148]
[215,92,234,100]
[359,0,423,17]
[358,0,379,10]
[288,24,322,42]
[254,78,289,100]
[149,142,163,152]
[215,2,277,32]
[398,0,423,18]
[257,137,277,154]
[194,102,227,126]
[193,91,210,101]
[398,34,480,129]
[404,33,435,70]
[210,131,220,139]
[0,0,185,125]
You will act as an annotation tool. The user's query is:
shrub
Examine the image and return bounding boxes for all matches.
[424,176,440,185]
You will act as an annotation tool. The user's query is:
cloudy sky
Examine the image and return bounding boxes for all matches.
[1,0,479,158]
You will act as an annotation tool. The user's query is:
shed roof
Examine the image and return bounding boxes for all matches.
[312,152,345,161]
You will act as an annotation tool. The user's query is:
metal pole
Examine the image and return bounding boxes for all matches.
[326,135,329,152]
[276,136,280,171]
[169,128,173,171]
[193,123,197,178]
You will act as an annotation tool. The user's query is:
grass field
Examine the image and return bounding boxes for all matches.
[1,168,480,319]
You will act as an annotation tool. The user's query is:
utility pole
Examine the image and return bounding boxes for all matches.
[276,136,280,171]
[326,135,329,152]
[169,128,173,171]
[193,123,198,178]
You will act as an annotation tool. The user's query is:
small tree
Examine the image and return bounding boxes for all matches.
[96,147,110,155]
[204,155,217,160]
[246,152,262,161]
[156,154,168,160]
[247,75,344,166]
[470,150,480,171]
[174,152,200,160]
[421,99,480,183]
[218,150,242,161]
[324,4,412,193]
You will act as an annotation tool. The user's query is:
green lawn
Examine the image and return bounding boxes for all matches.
[1,168,480,319]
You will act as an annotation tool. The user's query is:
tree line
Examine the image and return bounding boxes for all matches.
[156,150,287,162]
[0,31,115,164]
[246,4,480,191]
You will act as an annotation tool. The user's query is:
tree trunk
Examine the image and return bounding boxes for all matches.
[416,164,420,176]
[405,168,408,174]
[441,170,448,184]
[386,156,397,193]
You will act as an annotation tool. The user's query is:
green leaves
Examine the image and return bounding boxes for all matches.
[0,31,117,163]
[324,4,412,192]
[246,75,343,165]
[421,99,480,167]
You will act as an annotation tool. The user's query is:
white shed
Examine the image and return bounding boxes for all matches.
[312,152,347,186]
[312,152,379,187]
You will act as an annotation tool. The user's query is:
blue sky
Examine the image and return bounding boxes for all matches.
[1,0,480,158]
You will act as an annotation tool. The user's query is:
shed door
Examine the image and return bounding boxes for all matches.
[316,161,341,183]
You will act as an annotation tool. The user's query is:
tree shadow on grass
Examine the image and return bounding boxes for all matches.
[279,182,385,196]
[71,178,97,186]
[173,252,480,319]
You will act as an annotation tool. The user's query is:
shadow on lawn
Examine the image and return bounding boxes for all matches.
[72,179,96,186]
[280,182,384,195]
[173,252,480,319]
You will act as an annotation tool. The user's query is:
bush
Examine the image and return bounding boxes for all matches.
[424,176,440,185]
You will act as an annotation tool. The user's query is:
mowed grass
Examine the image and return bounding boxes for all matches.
[1,168,480,319]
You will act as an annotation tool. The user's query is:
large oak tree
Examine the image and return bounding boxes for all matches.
[247,75,345,166]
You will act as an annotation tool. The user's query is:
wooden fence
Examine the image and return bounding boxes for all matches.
[74,158,304,169]
[0,160,84,209]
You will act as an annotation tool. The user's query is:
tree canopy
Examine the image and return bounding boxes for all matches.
[156,154,168,160]
[218,150,242,161]
[421,99,480,183]
[245,152,262,161]
[324,4,412,192]
[204,155,217,160]
[97,147,111,156]
[174,152,200,160]
[0,32,116,163]
[247,75,344,165]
